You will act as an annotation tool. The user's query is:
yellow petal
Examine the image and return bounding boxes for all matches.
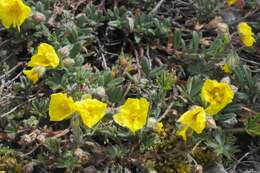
[177,126,189,141]
[238,22,256,47]
[76,99,107,128]
[177,106,206,134]
[49,93,76,121]
[155,122,164,134]
[226,0,237,5]
[240,35,256,47]
[28,43,60,68]
[113,98,149,133]
[0,0,32,30]
[222,64,232,73]
[23,66,45,84]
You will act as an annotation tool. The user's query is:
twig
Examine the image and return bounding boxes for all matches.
[0,102,24,118]
[150,0,166,14]
[158,102,174,121]
[121,82,132,104]
[96,39,108,69]
[232,148,260,171]
[0,62,23,80]
[0,97,36,118]
[230,7,260,25]
[52,128,70,138]
[21,144,41,157]
[224,128,245,133]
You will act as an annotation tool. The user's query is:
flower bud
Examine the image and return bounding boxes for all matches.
[58,46,70,57]
[217,23,229,33]
[147,118,157,128]
[206,117,217,128]
[94,87,106,97]
[63,58,75,67]
[32,12,46,23]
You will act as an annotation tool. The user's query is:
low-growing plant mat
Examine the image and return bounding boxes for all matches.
[0,0,260,173]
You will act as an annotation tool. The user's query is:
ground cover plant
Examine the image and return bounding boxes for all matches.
[0,0,260,172]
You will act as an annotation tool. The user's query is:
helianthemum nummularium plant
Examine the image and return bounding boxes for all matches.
[177,79,235,141]
[0,0,32,31]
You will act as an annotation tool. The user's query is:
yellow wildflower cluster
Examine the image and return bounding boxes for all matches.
[177,79,234,140]
[238,22,256,47]
[0,0,31,31]
[23,43,60,84]
[49,94,150,133]
[49,93,107,128]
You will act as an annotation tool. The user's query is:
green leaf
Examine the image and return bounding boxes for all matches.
[173,29,182,49]
[140,57,152,76]
[69,43,81,58]
[246,114,260,136]
[149,65,166,78]
[44,138,61,154]
[107,78,125,88]
[57,151,78,171]
[107,86,124,104]
[186,76,203,97]
[189,31,200,53]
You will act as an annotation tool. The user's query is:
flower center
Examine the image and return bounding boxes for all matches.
[209,88,224,103]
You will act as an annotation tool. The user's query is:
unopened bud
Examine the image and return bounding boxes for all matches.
[63,58,75,67]
[119,57,128,66]
[207,117,217,128]
[58,46,70,57]
[147,118,157,128]
[32,12,46,23]
[217,23,229,33]
[94,87,106,97]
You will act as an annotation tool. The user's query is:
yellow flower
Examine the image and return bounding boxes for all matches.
[222,64,232,73]
[28,43,60,68]
[201,79,234,115]
[154,122,164,134]
[113,98,150,133]
[177,106,206,141]
[76,98,107,128]
[0,0,32,31]
[226,0,237,5]
[23,66,46,84]
[238,22,256,47]
[49,93,76,121]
